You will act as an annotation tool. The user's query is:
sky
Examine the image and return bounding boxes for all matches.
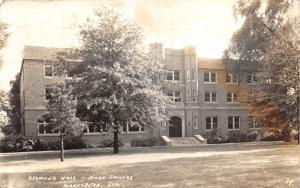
[0,0,298,91]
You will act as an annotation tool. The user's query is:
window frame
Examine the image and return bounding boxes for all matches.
[228,116,240,130]
[82,122,107,135]
[205,116,218,130]
[249,117,260,129]
[204,72,217,83]
[44,65,53,77]
[205,91,217,103]
[247,74,258,84]
[123,121,145,133]
[168,91,181,103]
[226,73,238,84]
[226,92,239,103]
[37,120,59,136]
[166,70,181,82]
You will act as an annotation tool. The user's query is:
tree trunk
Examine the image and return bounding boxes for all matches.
[60,132,64,162]
[113,127,119,154]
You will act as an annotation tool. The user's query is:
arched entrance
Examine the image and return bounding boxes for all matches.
[169,116,182,137]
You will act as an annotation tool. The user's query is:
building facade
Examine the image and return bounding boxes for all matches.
[19,45,259,146]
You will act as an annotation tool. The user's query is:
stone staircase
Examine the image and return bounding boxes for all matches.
[169,137,203,146]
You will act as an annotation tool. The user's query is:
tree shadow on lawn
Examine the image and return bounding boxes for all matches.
[1,147,299,188]
[0,142,296,164]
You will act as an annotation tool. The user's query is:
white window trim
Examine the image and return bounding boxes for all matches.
[37,121,59,136]
[167,70,181,82]
[204,72,217,84]
[205,116,218,130]
[228,116,240,130]
[226,92,239,103]
[123,122,145,134]
[44,65,53,78]
[204,92,217,103]
[249,117,260,130]
[82,122,107,135]
[168,91,181,103]
[226,73,238,84]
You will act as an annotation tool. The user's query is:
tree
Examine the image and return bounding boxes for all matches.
[1,73,21,135]
[0,22,9,134]
[73,7,170,154]
[224,0,299,141]
[46,83,82,161]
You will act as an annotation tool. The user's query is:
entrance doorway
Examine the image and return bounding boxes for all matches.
[169,116,182,137]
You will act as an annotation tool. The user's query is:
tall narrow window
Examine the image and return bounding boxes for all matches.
[45,88,52,100]
[192,90,197,101]
[186,70,190,81]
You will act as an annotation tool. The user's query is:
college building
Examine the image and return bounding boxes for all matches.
[19,44,260,146]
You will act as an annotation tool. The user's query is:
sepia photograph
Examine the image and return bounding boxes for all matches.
[0,0,299,187]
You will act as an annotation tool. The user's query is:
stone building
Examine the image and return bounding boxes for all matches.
[19,45,259,146]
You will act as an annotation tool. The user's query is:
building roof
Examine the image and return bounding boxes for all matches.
[23,46,73,61]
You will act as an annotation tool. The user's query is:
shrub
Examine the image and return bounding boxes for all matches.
[131,138,159,147]
[203,129,226,144]
[0,134,47,152]
[46,135,89,150]
[260,134,283,141]
[226,131,250,143]
[100,139,124,148]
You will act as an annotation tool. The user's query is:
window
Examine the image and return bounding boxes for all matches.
[204,72,216,83]
[123,121,145,133]
[226,92,238,103]
[186,70,190,81]
[206,117,218,130]
[249,117,260,129]
[228,116,240,130]
[193,116,198,128]
[44,65,53,77]
[83,122,107,134]
[247,74,257,83]
[45,88,52,100]
[205,92,216,102]
[167,71,180,81]
[226,73,238,83]
[37,120,59,135]
[192,90,197,101]
[192,70,196,80]
[168,91,181,102]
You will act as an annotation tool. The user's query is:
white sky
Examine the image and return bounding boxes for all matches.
[0,0,298,91]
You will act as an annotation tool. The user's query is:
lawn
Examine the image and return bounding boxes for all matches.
[0,142,299,188]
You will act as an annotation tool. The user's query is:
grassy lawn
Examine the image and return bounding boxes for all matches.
[0,142,299,188]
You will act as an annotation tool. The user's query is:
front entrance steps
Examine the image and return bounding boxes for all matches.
[161,135,207,146]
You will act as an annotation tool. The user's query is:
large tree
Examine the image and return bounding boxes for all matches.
[72,7,170,153]
[224,0,299,140]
